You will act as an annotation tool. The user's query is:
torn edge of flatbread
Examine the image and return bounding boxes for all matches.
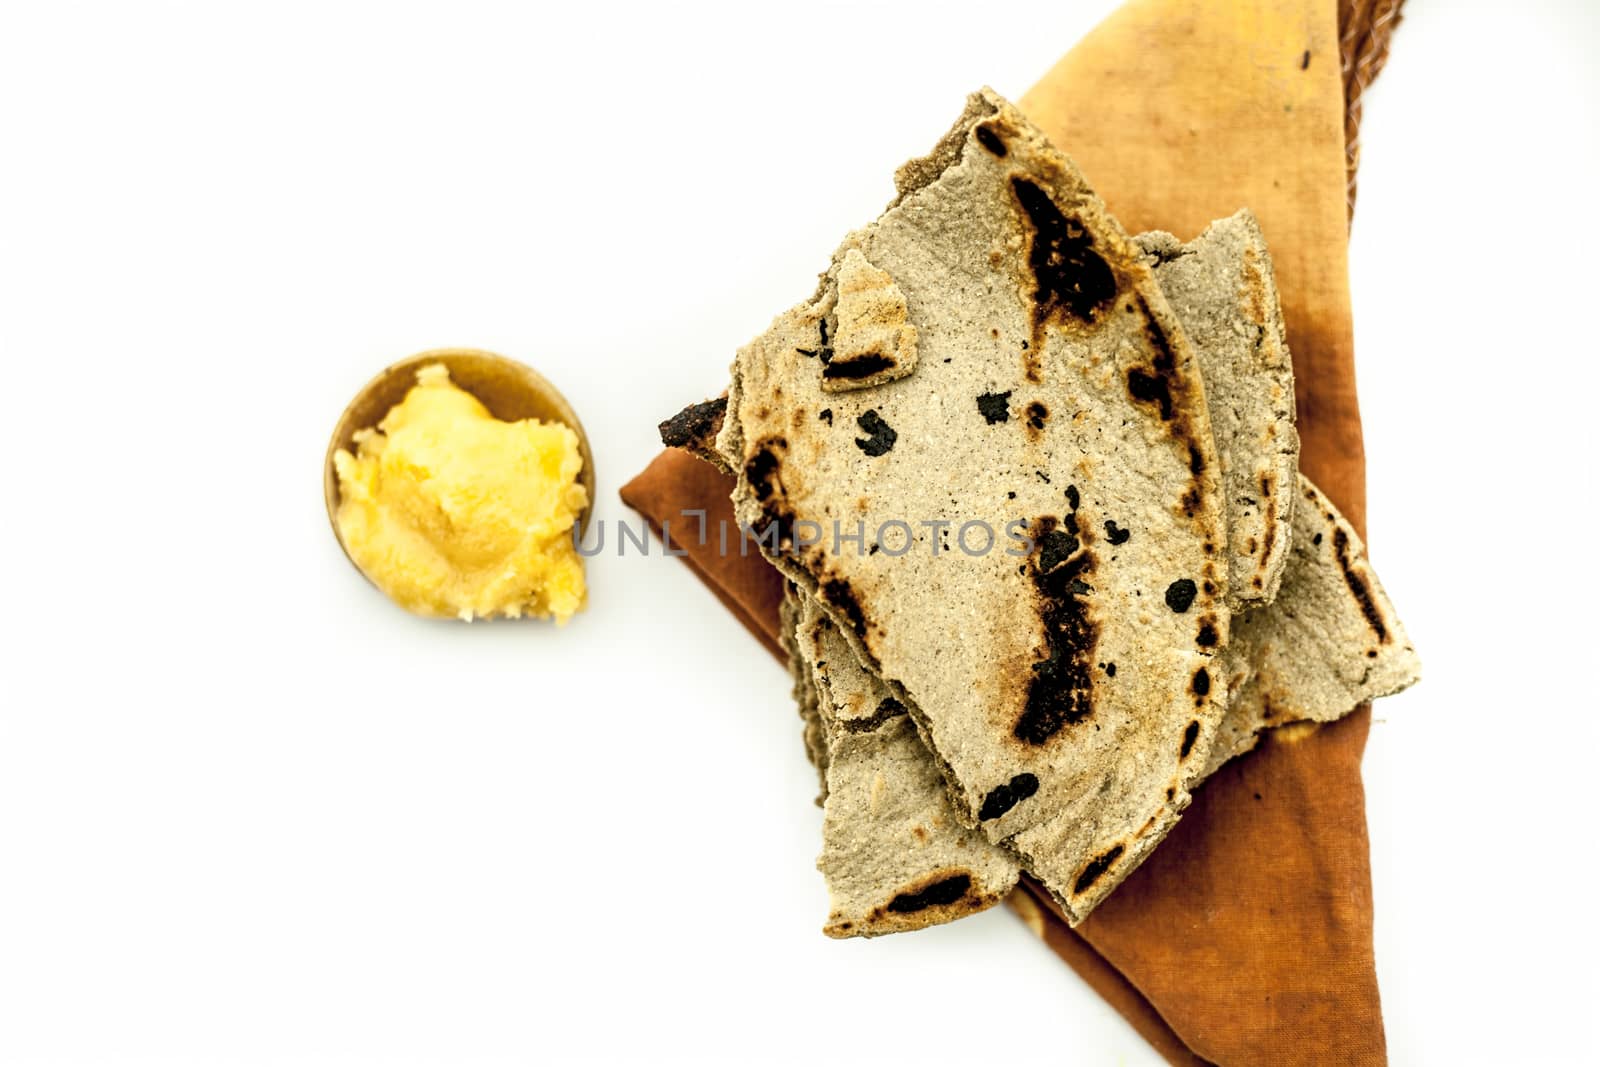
[779,582,828,801]
[1203,474,1421,775]
[1139,211,1299,610]
[657,395,730,473]
[792,594,1019,937]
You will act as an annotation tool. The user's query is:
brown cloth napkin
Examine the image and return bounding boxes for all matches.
[621,1,1403,1062]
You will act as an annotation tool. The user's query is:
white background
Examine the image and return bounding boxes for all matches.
[1,1,1595,1063]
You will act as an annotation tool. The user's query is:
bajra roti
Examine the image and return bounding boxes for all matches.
[792,594,1020,936]
[770,206,1408,930]
[717,88,1232,920]
[1139,213,1299,609]
[785,469,1415,932]
[1204,475,1420,775]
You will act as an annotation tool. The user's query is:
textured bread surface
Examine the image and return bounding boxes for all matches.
[718,89,1231,920]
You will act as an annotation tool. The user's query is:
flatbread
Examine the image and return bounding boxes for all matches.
[793,594,1020,937]
[717,88,1232,921]
[1139,213,1299,609]
[782,467,1414,934]
[718,193,1415,930]
[1203,475,1421,775]
[778,582,828,799]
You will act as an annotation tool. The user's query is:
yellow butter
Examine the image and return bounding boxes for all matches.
[334,364,587,622]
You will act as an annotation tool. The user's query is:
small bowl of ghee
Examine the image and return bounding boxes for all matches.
[325,348,595,622]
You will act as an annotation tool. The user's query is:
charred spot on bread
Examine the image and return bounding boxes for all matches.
[1011,177,1117,324]
[1124,295,1213,525]
[839,696,908,734]
[1065,484,1080,512]
[1015,514,1099,744]
[823,353,896,381]
[979,773,1040,821]
[658,396,727,451]
[885,873,973,914]
[1073,844,1125,895]
[1103,519,1130,545]
[1165,578,1197,613]
[1195,619,1219,647]
[854,409,897,456]
[1126,369,1173,420]
[1026,401,1049,430]
[974,122,1008,157]
[821,577,869,641]
[1179,720,1200,759]
[1333,526,1391,643]
[744,438,786,502]
[1191,668,1211,696]
[1010,176,1118,372]
[977,391,1011,424]
[818,408,833,425]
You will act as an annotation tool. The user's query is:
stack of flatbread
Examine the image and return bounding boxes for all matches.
[661,88,1419,937]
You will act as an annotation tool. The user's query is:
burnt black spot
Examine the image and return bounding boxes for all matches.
[1300,49,1311,70]
[1065,485,1080,513]
[1165,578,1197,613]
[1103,520,1129,545]
[1035,470,1051,484]
[800,319,834,363]
[1192,668,1210,697]
[1333,527,1390,643]
[822,577,868,640]
[1037,528,1079,573]
[1025,401,1049,430]
[1015,514,1099,745]
[818,408,833,425]
[1180,720,1200,759]
[823,353,895,381]
[886,873,972,913]
[854,409,897,456]
[1105,662,1116,677]
[979,773,1039,821]
[840,696,907,734]
[1313,531,1323,546]
[744,440,796,549]
[1073,844,1125,895]
[1189,444,1205,476]
[1011,177,1118,358]
[1196,620,1218,647]
[1126,369,1172,420]
[977,391,1011,424]
[658,396,727,451]
[974,123,1008,156]
[744,439,786,502]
